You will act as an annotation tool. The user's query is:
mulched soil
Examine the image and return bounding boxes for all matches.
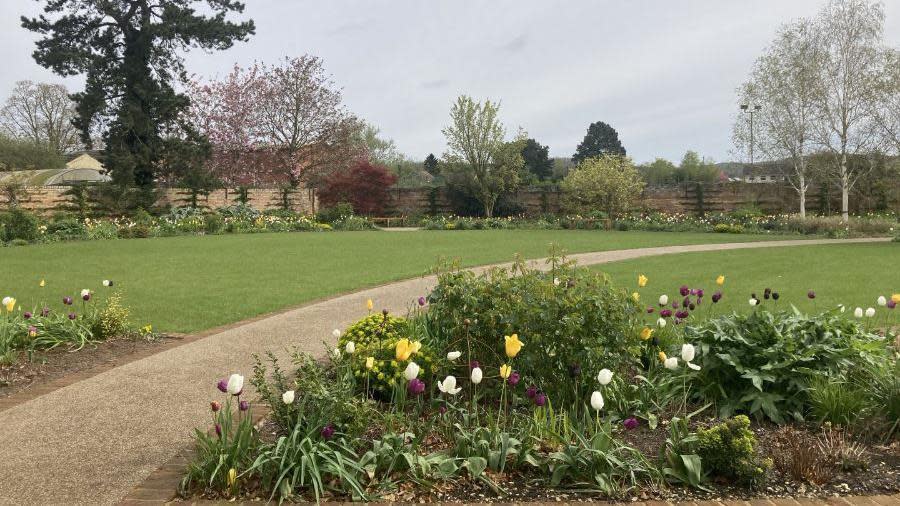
[0,334,181,400]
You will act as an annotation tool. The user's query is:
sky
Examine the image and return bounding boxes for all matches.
[2,1,899,164]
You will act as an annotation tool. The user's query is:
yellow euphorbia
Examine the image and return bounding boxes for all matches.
[640,327,653,340]
[638,274,648,287]
[500,364,512,379]
[395,338,414,361]
[716,275,725,286]
[504,333,523,358]
[658,351,667,363]
[632,292,640,302]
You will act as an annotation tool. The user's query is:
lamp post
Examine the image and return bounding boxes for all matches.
[740,104,762,165]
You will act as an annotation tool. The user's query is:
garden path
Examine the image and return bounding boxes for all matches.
[0,237,889,505]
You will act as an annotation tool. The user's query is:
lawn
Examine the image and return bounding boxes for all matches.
[2,230,785,332]
[594,242,900,323]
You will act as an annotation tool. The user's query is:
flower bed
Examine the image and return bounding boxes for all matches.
[179,253,899,503]
[0,205,376,246]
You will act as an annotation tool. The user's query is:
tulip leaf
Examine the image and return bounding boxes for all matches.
[466,456,487,477]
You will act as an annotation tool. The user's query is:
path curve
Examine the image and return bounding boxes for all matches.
[0,237,889,505]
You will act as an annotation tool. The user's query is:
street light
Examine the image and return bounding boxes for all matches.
[740,103,762,165]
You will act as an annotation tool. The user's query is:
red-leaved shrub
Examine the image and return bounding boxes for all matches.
[318,159,398,215]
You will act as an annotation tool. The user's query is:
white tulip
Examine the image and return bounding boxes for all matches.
[102,280,111,287]
[877,296,887,306]
[590,391,604,412]
[681,344,696,363]
[446,351,462,361]
[596,368,613,386]
[553,277,561,286]
[470,367,483,385]
[664,357,679,370]
[838,304,846,313]
[80,289,90,298]
[865,307,875,318]
[282,390,295,404]
[659,294,669,306]
[854,307,864,318]
[1,297,11,306]
[345,341,355,354]
[226,373,244,395]
[437,375,462,395]
[332,348,341,358]
[657,317,667,328]
[404,362,420,381]
[749,298,758,306]
[688,362,702,371]
[332,329,341,338]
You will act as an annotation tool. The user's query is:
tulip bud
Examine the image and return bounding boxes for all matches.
[590,391,604,412]
[211,401,221,412]
[470,367,483,385]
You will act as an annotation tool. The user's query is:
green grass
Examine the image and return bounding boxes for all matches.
[0,230,786,332]
[594,242,900,324]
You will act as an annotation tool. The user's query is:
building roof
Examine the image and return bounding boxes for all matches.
[0,167,110,185]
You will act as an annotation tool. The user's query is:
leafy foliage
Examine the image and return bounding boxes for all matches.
[318,159,398,215]
[572,121,626,164]
[696,416,770,487]
[561,155,645,218]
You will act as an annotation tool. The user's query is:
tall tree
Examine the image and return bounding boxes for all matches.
[811,0,886,221]
[22,0,255,188]
[734,19,819,217]
[572,121,625,164]
[423,153,439,176]
[678,151,720,182]
[352,121,404,166]
[0,80,80,153]
[520,138,553,181]
[561,155,644,218]
[441,95,523,217]
[873,48,900,155]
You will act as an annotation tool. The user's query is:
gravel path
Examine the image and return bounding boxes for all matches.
[0,237,889,505]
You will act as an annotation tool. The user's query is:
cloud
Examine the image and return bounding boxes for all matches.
[499,33,528,53]
[420,79,449,90]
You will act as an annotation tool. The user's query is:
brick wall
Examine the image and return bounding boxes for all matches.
[2,186,317,215]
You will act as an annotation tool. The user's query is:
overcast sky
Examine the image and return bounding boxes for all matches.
[2,1,899,164]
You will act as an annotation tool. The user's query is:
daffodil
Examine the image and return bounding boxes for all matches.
[640,327,653,340]
[716,275,725,286]
[504,333,523,358]
[395,338,414,361]
[638,274,648,287]
[365,356,375,370]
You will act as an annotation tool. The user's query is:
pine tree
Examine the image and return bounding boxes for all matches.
[572,121,626,164]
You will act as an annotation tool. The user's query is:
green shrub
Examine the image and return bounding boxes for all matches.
[427,252,640,405]
[338,312,407,350]
[688,309,891,423]
[331,215,375,231]
[713,223,743,234]
[45,218,88,241]
[316,202,354,224]
[94,293,131,339]
[203,213,224,234]
[0,209,40,242]
[696,415,769,487]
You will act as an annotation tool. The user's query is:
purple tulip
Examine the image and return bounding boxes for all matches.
[682,297,690,308]
[68,312,77,320]
[508,371,520,386]
[888,300,896,309]
[23,311,32,319]
[216,378,228,393]
[321,424,335,440]
[82,293,91,302]
[623,418,639,430]
[569,363,581,378]
[689,303,696,311]
[690,288,698,296]
[712,291,722,303]
[407,378,425,396]
[63,296,73,305]
[534,392,547,407]
[696,297,702,305]
[679,285,690,296]
[772,292,780,301]
[417,296,427,307]
[672,301,678,309]
[469,360,480,370]
[807,290,816,299]
[210,401,221,412]
[41,307,50,317]
[526,385,537,398]
[696,289,704,298]
[675,310,689,319]
[215,424,222,437]
[438,405,447,415]
[660,309,673,318]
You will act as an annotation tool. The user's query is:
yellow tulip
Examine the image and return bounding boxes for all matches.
[658,351,667,363]
[640,327,653,340]
[500,364,512,379]
[410,340,422,354]
[504,333,523,358]
[39,279,45,287]
[716,275,725,286]
[366,299,374,311]
[395,338,413,361]
[4,298,16,312]
[892,294,900,304]
[638,274,648,287]
[365,356,375,370]
[632,292,640,302]
[227,467,237,487]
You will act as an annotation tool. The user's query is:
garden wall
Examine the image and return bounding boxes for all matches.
[385,181,900,216]
[2,186,317,215]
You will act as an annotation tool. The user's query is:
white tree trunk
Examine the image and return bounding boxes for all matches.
[798,173,806,218]
[840,154,849,222]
